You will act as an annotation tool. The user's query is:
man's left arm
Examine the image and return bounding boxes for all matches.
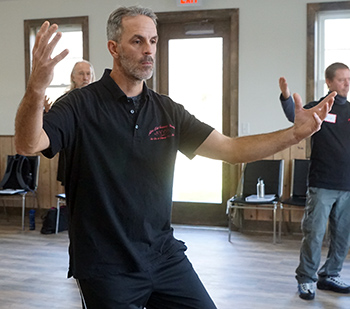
[194,91,335,164]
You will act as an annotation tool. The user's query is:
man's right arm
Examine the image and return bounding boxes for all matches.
[15,88,50,155]
[15,21,68,155]
[195,92,335,164]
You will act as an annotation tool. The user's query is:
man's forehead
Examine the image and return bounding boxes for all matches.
[122,15,156,29]
[334,69,350,78]
[119,15,158,41]
[75,62,90,69]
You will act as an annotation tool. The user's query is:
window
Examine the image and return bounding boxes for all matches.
[307,2,350,102]
[316,10,350,100]
[24,16,89,102]
[169,37,223,203]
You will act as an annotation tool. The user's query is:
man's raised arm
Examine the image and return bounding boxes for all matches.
[195,91,335,164]
[15,21,68,155]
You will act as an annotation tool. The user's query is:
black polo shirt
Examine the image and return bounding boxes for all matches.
[42,69,214,279]
[281,93,350,191]
[305,95,350,191]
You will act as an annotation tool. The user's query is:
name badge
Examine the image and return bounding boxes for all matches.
[324,113,336,123]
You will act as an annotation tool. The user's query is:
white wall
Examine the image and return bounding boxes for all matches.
[0,0,346,135]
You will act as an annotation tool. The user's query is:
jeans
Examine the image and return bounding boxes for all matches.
[296,187,350,283]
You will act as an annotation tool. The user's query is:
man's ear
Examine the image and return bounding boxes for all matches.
[107,40,119,59]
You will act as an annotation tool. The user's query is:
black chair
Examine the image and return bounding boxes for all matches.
[280,159,310,237]
[55,193,66,234]
[0,155,40,230]
[227,159,284,244]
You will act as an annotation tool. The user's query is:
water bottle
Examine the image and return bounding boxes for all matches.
[29,209,36,230]
[257,178,265,198]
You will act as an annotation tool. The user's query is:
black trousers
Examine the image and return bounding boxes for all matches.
[77,250,217,309]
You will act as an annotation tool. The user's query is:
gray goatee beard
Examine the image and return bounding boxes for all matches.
[121,56,154,81]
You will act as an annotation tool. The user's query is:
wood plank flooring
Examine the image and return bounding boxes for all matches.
[1,216,350,309]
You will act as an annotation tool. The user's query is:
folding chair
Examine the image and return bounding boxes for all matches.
[227,159,284,244]
[280,159,310,238]
[0,155,40,230]
[55,193,66,234]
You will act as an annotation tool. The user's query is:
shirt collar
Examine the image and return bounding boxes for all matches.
[101,69,150,102]
[335,94,348,105]
[327,91,348,105]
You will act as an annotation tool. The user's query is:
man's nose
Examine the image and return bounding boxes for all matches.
[143,42,154,55]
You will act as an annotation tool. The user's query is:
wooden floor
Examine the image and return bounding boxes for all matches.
[1,216,350,309]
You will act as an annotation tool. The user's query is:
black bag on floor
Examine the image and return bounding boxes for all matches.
[0,154,34,190]
[40,206,68,234]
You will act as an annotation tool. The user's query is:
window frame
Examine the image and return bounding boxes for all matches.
[154,9,239,226]
[307,2,350,102]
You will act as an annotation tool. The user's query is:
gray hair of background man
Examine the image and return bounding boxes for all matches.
[325,62,350,81]
[69,60,95,91]
[106,6,158,43]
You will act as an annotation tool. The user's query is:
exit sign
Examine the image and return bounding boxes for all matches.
[177,0,202,7]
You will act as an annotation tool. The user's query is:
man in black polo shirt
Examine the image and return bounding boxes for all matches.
[15,6,335,309]
[279,65,350,300]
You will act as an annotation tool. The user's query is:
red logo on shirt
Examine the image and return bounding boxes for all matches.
[149,124,175,140]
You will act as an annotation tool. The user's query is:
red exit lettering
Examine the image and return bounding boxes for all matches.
[181,0,198,3]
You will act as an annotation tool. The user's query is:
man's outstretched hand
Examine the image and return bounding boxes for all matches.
[15,21,68,155]
[292,91,336,142]
[27,21,69,94]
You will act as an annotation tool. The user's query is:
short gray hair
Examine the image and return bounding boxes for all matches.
[325,62,349,81]
[107,6,157,42]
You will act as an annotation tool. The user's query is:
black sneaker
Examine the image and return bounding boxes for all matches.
[317,276,350,293]
[298,282,315,300]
